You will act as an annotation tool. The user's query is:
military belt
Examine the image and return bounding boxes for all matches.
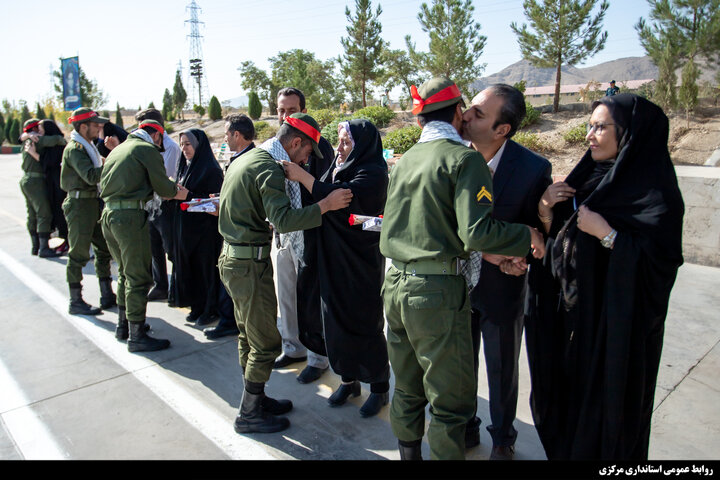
[105,200,146,210]
[69,190,99,199]
[222,242,271,260]
[23,172,44,178]
[391,258,461,276]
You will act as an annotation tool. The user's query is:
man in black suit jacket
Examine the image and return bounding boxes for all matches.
[461,84,552,460]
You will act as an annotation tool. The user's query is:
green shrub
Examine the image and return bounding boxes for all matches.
[254,121,278,142]
[513,131,551,153]
[382,125,422,154]
[9,119,20,145]
[208,96,222,121]
[193,104,206,118]
[248,91,262,120]
[351,106,396,128]
[520,101,539,129]
[307,108,345,130]
[562,122,587,144]
[321,118,343,146]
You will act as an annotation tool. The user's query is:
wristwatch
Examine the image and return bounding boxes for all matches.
[600,229,617,249]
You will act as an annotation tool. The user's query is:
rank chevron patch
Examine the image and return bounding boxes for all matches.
[476,186,492,204]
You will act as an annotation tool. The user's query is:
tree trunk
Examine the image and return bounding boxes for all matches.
[554,57,562,113]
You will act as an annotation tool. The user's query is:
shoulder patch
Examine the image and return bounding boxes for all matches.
[476,186,492,204]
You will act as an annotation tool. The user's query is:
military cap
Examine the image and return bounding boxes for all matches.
[410,76,466,115]
[284,112,324,159]
[68,107,109,126]
[23,118,40,133]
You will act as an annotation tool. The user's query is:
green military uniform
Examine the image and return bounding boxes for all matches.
[61,136,113,285]
[100,130,178,329]
[379,77,532,460]
[218,145,321,385]
[19,119,66,254]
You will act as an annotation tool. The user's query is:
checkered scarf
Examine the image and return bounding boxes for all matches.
[258,137,303,260]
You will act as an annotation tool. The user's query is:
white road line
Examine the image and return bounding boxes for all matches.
[0,248,284,460]
[0,357,67,460]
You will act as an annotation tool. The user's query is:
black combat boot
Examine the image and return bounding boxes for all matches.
[398,439,423,460]
[127,321,170,352]
[98,277,117,309]
[234,388,290,434]
[38,233,61,258]
[30,231,39,256]
[261,395,293,415]
[68,284,102,315]
[116,307,150,341]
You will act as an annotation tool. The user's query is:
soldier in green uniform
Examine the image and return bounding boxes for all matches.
[100,120,189,352]
[61,108,117,315]
[379,77,546,460]
[218,113,352,434]
[19,118,66,257]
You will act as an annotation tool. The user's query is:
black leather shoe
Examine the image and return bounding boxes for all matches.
[328,380,361,407]
[186,311,201,323]
[490,445,515,461]
[296,365,327,384]
[203,322,239,340]
[195,312,218,327]
[147,286,168,301]
[273,354,307,369]
[465,416,481,449]
[359,392,389,417]
[261,395,293,415]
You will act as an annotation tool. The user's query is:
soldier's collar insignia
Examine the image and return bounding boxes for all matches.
[476,186,492,204]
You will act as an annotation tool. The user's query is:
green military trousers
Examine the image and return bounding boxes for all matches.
[62,196,113,284]
[100,208,152,323]
[218,253,281,384]
[382,266,476,460]
[20,174,53,234]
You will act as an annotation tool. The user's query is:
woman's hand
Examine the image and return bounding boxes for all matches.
[577,205,613,240]
[282,160,315,192]
[104,135,120,151]
[25,142,39,161]
[539,181,576,213]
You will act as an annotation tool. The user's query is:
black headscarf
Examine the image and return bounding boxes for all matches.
[177,128,223,197]
[38,119,64,172]
[551,94,684,309]
[96,122,128,158]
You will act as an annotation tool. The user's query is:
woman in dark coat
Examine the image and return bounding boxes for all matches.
[526,94,684,460]
[172,129,225,325]
[37,119,69,253]
[284,119,390,417]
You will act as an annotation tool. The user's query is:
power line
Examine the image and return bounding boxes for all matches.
[185,0,210,107]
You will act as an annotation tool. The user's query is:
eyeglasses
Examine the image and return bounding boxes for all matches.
[586,122,615,135]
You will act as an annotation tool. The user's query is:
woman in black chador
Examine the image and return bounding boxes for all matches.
[172,129,225,325]
[527,94,684,460]
[284,119,390,417]
[37,119,69,253]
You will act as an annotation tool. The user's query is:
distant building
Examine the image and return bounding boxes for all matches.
[524,79,655,103]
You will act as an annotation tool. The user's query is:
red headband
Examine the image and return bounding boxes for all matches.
[411,83,462,115]
[285,116,320,144]
[23,121,40,132]
[68,111,98,124]
[139,122,165,135]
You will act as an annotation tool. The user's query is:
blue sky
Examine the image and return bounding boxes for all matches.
[0,0,652,110]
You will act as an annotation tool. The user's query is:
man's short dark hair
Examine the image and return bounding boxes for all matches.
[277,87,306,110]
[487,84,526,139]
[136,108,164,127]
[276,123,311,149]
[225,113,256,141]
[417,102,459,127]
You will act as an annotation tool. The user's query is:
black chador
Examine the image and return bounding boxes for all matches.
[39,120,69,241]
[171,129,224,322]
[525,94,684,460]
[298,119,390,384]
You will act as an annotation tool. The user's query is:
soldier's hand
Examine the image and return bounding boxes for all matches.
[104,135,120,151]
[174,185,190,201]
[499,258,527,276]
[528,226,546,259]
[318,188,353,214]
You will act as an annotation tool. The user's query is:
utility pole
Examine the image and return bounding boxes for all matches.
[185,0,209,107]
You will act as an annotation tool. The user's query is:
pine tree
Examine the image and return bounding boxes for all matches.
[148,101,156,109]
[208,95,222,120]
[340,0,387,108]
[9,118,20,145]
[0,113,5,145]
[406,0,487,98]
[162,88,174,122]
[20,103,32,124]
[248,92,262,120]
[173,70,188,120]
[35,103,47,120]
[4,114,13,142]
[654,41,678,112]
[679,57,700,126]
[511,0,609,112]
[115,102,124,128]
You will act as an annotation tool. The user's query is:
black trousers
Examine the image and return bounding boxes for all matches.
[149,201,175,292]
[471,308,524,447]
